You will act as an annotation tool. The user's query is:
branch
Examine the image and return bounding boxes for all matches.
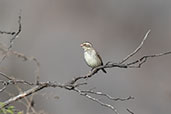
[120,29,151,64]
[127,51,171,68]
[0,31,15,35]
[67,30,171,85]
[0,85,6,93]
[10,50,40,83]
[9,15,22,49]
[0,71,13,80]
[0,71,34,93]
[0,80,133,114]
[74,88,119,114]
[2,84,47,108]
[0,15,22,64]
[126,109,134,114]
[80,89,134,101]
[0,81,73,109]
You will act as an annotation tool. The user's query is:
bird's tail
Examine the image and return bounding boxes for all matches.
[101,68,107,73]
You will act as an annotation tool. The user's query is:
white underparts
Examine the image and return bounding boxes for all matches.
[84,49,101,68]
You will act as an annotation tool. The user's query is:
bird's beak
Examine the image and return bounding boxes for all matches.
[80,44,83,47]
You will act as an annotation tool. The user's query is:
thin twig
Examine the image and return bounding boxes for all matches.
[74,88,119,114]
[1,84,47,108]
[0,31,15,35]
[0,15,22,64]
[15,85,37,114]
[0,81,66,109]
[10,50,40,83]
[127,108,134,114]
[0,72,34,86]
[120,29,151,64]
[0,86,6,93]
[127,51,171,68]
[80,90,134,101]
[9,15,22,49]
[0,71,13,80]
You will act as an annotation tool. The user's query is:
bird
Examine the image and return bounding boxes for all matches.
[80,41,107,73]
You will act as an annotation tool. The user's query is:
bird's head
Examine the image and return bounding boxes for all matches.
[80,42,93,51]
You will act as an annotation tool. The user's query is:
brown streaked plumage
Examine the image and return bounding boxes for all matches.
[80,42,107,73]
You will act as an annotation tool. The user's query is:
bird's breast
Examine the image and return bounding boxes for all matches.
[84,51,101,68]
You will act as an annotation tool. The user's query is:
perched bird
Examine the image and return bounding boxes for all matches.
[80,42,107,73]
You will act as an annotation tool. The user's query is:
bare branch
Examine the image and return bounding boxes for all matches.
[0,81,122,114]
[120,29,151,64]
[0,71,13,80]
[0,15,22,64]
[15,85,37,114]
[10,50,40,83]
[80,90,134,101]
[0,72,34,86]
[0,78,134,114]
[9,15,22,49]
[0,79,34,93]
[70,49,171,84]
[0,81,68,109]
[0,72,34,93]
[74,88,119,114]
[127,51,171,68]
[1,84,47,108]
[0,31,15,35]
[126,109,134,114]
[0,86,6,93]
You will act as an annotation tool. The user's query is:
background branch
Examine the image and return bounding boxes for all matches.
[0,15,22,64]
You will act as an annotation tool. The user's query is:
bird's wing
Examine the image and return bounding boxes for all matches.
[96,51,103,65]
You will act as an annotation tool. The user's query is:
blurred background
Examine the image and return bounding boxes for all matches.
[0,0,171,114]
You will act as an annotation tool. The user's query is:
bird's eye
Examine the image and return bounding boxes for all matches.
[81,43,91,47]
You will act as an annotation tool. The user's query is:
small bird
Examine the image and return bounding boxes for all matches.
[80,42,107,73]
